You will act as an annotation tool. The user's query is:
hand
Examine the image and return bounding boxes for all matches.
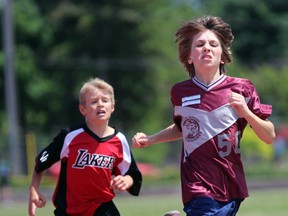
[110,175,133,192]
[229,92,251,119]
[28,187,46,216]
[132,132,149,148]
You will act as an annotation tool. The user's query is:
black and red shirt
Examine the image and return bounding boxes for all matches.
[35,124,142,215]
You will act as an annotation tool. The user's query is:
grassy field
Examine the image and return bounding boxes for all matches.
[237,188,288,216]
[1,187,287,215]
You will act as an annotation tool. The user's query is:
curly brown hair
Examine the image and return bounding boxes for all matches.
[175,16,234,78]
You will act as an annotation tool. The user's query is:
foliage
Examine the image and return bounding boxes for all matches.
[241,126,274,160]
[1,0,288,172]
[202,0,288,66]
[227,62,288,123]
[240,65,288,124]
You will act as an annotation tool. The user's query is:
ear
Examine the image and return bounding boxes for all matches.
[220,60,225,64]
[79,104,86,116]
[188,55,193,64]
[111,104,115,113]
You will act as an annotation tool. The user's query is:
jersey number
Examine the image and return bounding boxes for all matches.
[218,131,241,157]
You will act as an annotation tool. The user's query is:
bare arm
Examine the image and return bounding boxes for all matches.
[28,170,47,216]
[243,113,275,144]
[230,92,275,144]
[133,124,182,148]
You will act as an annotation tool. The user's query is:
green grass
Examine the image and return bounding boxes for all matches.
[238,188,288,216]
[1,187,288,216]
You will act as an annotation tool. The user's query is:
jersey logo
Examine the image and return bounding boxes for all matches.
[40,151,49,163]
[183,116,202,142]
[182,95,200,106]
[73,149,115,170]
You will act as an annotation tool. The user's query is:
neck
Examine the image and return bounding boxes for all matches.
[86,121,114,138]
[194,69,221,85]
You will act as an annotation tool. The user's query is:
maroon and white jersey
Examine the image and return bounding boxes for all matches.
[35,124,142,216]
[170,75,272,204]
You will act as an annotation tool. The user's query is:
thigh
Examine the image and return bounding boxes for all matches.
[94,200,120,216]
[183,197,243,216]
[216,199,243,216]
[183,197,220,216]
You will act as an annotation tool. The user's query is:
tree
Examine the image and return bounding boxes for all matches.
[1,0,287,169]
[202,0,288,66]
[0,0,198,166]
[6,0,155,133]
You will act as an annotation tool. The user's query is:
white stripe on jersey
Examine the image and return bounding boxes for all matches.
[175,103,239,161]
[60,128,84,159]
[182,95,201,106]
[116,132,132,175]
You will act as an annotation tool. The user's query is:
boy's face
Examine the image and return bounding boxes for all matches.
[189,30,223,73]
[79,88,114,124]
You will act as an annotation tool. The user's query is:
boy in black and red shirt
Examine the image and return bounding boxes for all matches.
[29,77,142,216]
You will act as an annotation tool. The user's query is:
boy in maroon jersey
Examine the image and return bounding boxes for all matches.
[28,77,142,216]
[133,16,275,216]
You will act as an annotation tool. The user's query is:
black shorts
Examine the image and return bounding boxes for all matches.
[54,200,120,216]
[94,200,120,216]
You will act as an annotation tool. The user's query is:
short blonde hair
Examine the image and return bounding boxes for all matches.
[79,77,115,105]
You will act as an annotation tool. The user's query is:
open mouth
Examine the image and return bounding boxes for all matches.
[202,54,212,59]
[97,110,106,115]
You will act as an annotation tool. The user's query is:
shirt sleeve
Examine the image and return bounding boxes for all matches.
[114,132,142,196]
[245,80,273,120]
[170,85,183,131]
[34,128,68,173]
[125,152,142,196]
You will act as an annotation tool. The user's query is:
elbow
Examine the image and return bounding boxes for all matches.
[263,121,276,144]
[264,131,276,145]
[265,139,274,145]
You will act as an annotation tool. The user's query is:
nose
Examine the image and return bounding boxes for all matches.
[97,99,104,106]
[203,44,211,52]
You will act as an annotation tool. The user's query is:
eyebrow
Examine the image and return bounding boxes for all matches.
[196,39,219,43]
